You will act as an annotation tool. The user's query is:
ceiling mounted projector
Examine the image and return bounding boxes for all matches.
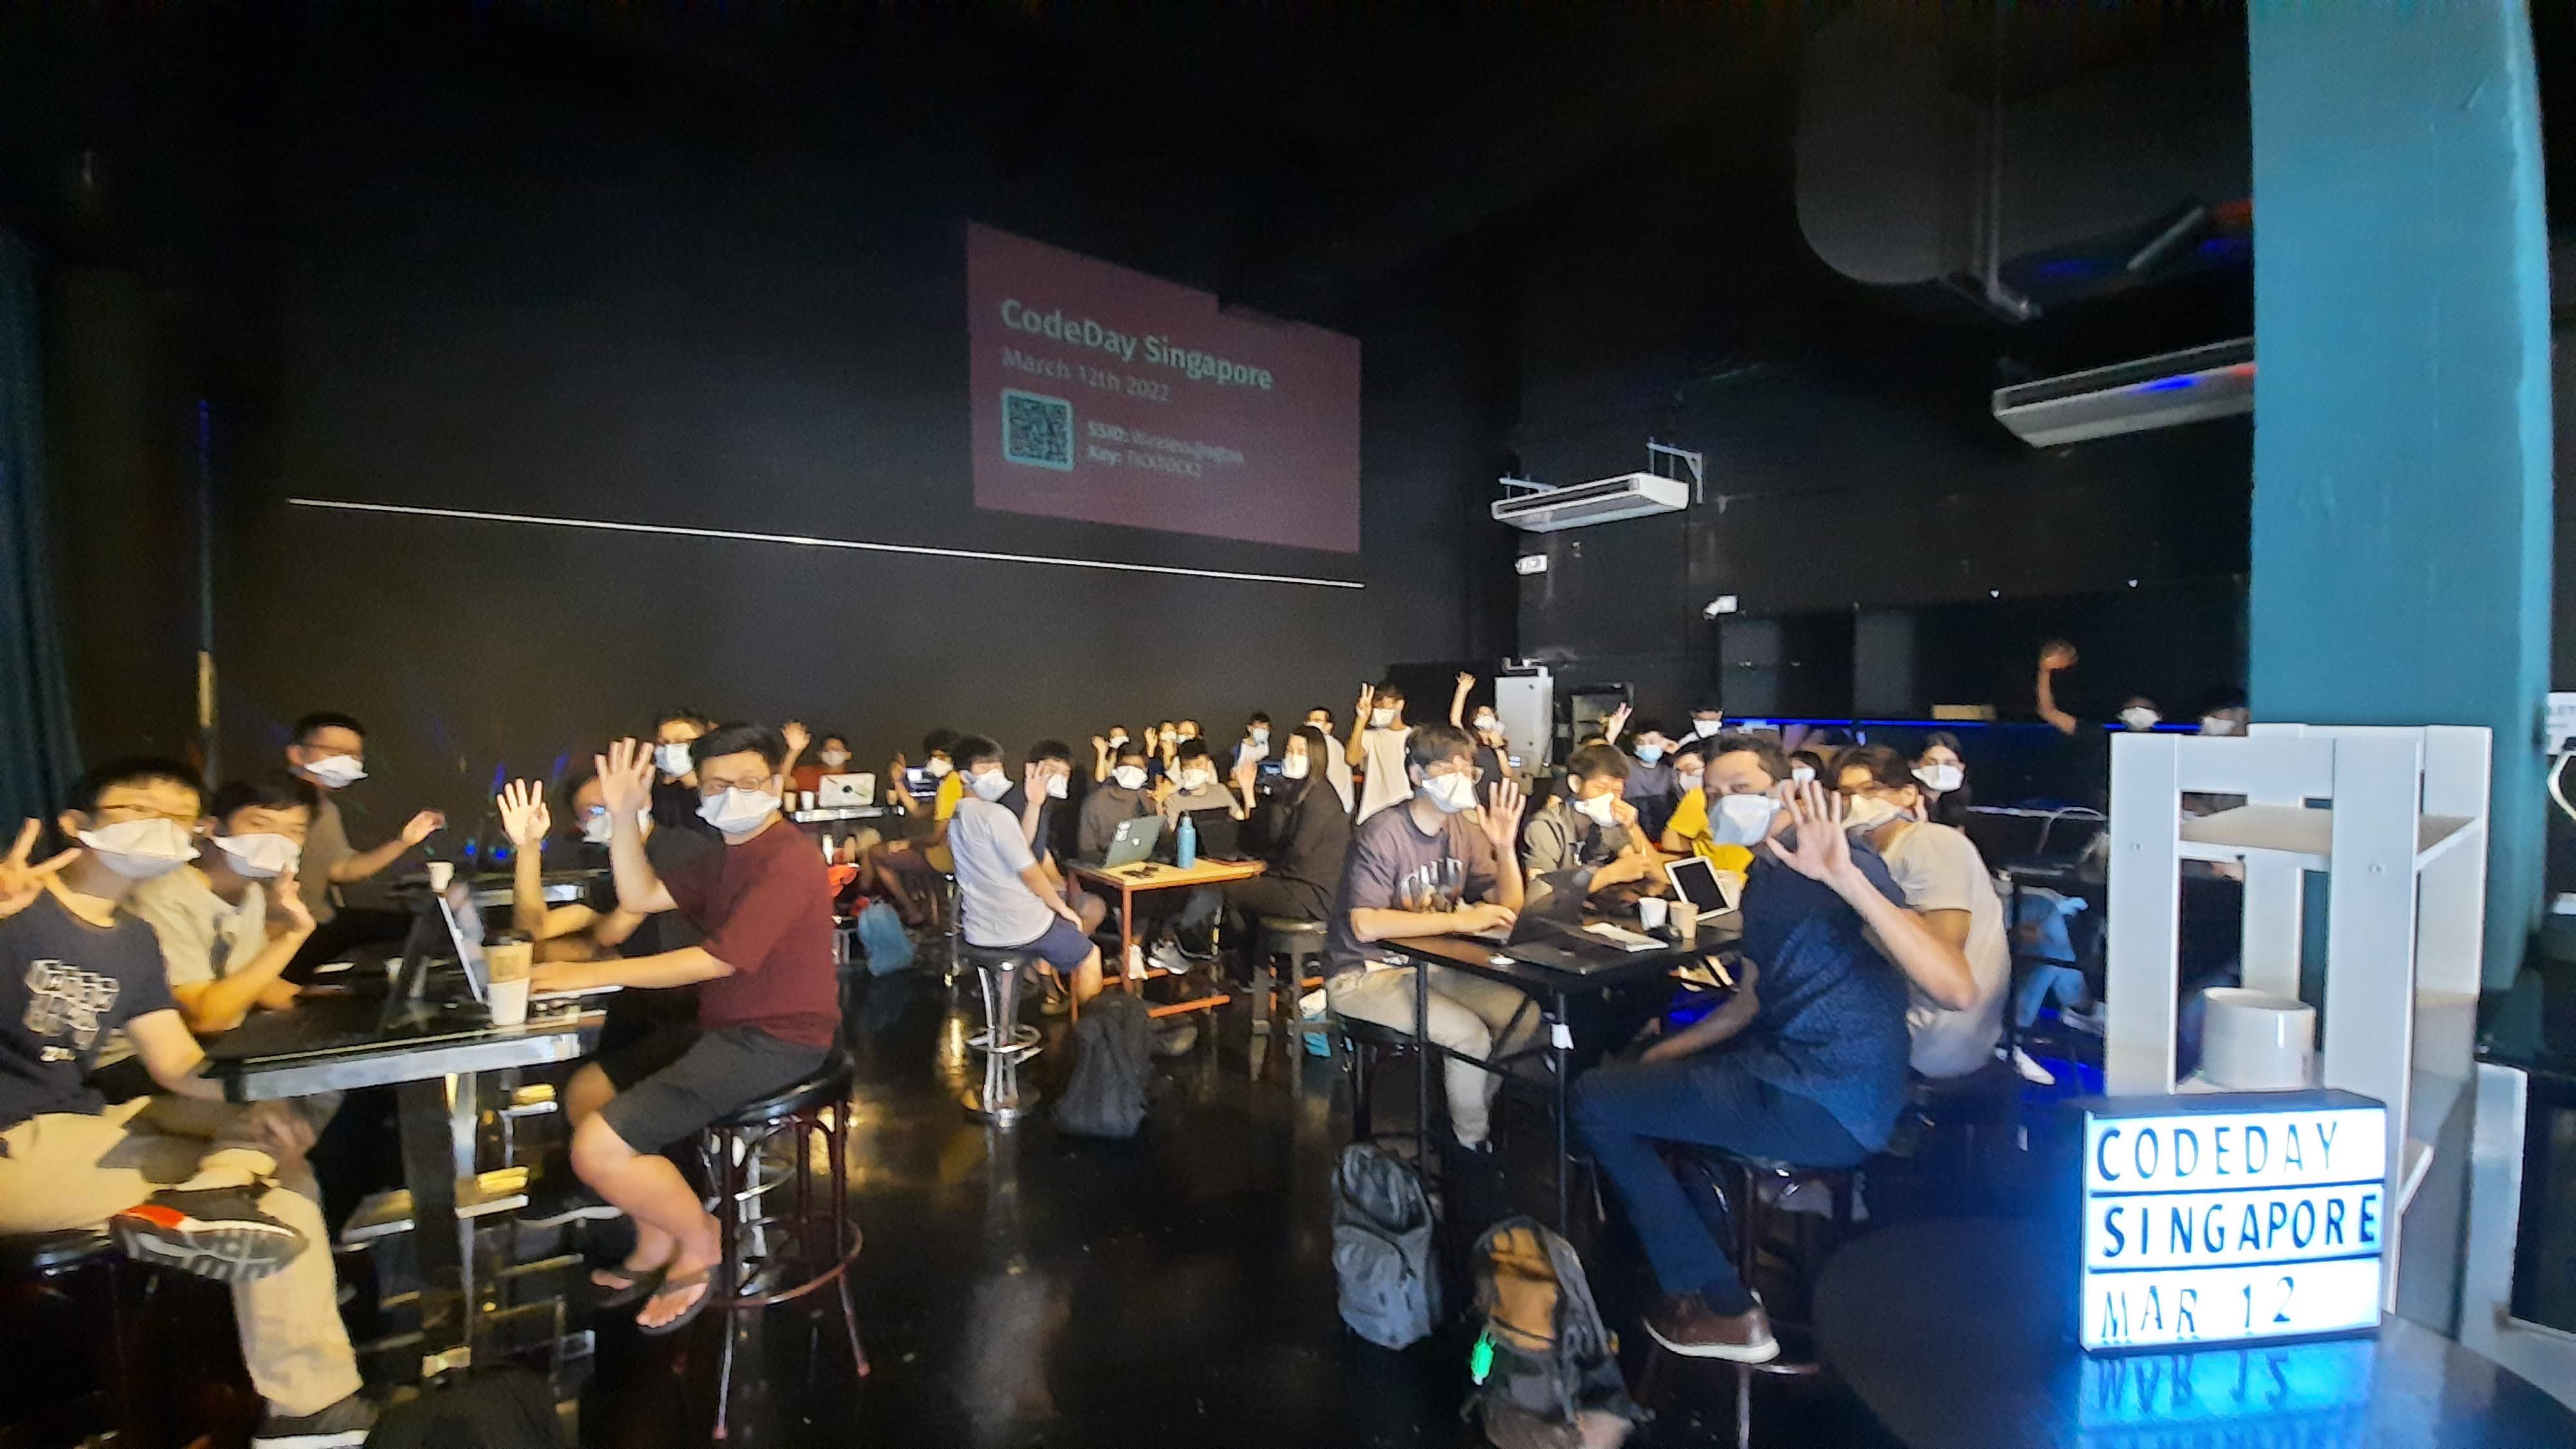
[1992,337,2253,447]
[1492,471,1691,533]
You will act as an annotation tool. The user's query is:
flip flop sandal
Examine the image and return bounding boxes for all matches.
[636,1267,716,1338]
[590,1262,667,1309]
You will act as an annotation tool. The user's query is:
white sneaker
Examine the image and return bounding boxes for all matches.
[1150,942,1192,975]
[2011,1045,2058,1085]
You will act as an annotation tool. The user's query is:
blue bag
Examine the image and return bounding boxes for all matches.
[857,899,916,976]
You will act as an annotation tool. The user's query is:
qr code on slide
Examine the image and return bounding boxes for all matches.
[1001,388,1075,471]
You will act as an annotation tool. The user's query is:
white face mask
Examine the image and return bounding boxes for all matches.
[1790,764,1815,785]
[1370,707,1397,728]
[77,818,202,879]
[1712,793,1780,847]
[1179,768,1214,793]
[2119,707,2161,732]
[1419,771,1479,815]
[1573,792,1620,828]
[1108,733,1130,748]
[1676,772,1704,795]
[1280,753,1311,781]
[818,750,849,767]
[1635,743,1665,764]
[1249,727,1269,745]
[697,786,780,835]
[654,742,694,777]
[211,832,300,878]
[302,753,366,788]
[2199,716,2240,737]
[1914,762,1963,794]
[967,769,1012,802]
[925,757,953,778]
[1691,719,1723,739]
[1472,714,1499,734]
[1842,795,1904,833]
[579,808,650,845]
[1046,773,1069,800]
[1112,765,1148,791]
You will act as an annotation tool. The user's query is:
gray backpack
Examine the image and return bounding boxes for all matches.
[1054,991,1152,1138]
[1465,1217,1642,1449]
[1331,1144,1441,1349]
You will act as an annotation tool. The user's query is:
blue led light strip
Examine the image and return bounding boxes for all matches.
[287,498,1366,590]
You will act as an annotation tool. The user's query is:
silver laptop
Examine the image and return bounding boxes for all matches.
[818,772,875,806]
[1101,815,1162,867]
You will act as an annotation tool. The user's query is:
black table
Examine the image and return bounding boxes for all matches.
[1815,1217,2576,1449]
[202,987,604,1378]
[1383,917,1722,1227]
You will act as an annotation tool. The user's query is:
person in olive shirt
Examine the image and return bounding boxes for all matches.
[281,710,444,970]
[531,726,838,1336]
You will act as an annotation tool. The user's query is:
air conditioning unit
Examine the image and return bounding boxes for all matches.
[1491,472,1691,533]
[1993,337,2253,447]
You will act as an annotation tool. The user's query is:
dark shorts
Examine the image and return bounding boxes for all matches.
[997,914,1094,971]
[596,1025,829,1154]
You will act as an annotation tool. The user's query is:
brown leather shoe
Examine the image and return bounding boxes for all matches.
[1642,1293,1779,1363]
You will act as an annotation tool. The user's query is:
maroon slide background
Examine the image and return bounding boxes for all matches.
[966,223,1361,554]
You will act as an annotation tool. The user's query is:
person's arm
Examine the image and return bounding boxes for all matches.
[1019,861,1085,927]
[1092,736,1112,779]
[169,869,316,1034]
[1766,785,1979,1010]
[497,780,601,942]
[596,741,679,914]
[1477,778,1528,914]
[779,721,810,782]
[531,945,735,994]
[1345,685,1373,768]
[1019,766,1049,848]
[1601,702,1631,745]
[1449,672,1474,728]
[2036,642,2080,736]
[1228,758,1258,820]
[126,1009,226,1103]
[1349,900,1519,943]
[332,808,444,883]
[1641,959,1761,1061]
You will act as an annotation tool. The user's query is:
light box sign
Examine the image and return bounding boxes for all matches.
[2079,1090,2387,1352]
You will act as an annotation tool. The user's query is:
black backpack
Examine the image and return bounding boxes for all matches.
[365,1367,556,1448]
[1330,1144,1441,1349]
[1054,990,1153,1138]
[1464,1217,1642,1449]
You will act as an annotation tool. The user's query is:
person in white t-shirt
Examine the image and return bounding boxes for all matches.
[1832,745,2010,1078]
[945,734,1103,1005]
[1345,679,1414,824]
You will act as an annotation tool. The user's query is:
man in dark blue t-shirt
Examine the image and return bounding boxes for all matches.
[1573,740,1969,1367]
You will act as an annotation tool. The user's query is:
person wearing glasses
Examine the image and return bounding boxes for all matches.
[1322,723,1528,1152]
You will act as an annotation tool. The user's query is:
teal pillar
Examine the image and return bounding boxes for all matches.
[2248,6,2553,988]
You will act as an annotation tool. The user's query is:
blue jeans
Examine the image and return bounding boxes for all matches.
[1572,1055,1866,1314]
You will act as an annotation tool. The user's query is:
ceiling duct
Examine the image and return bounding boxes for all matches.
[1991,337,2252,447]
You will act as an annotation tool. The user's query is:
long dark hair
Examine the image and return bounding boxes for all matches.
[1283,724,1342,814]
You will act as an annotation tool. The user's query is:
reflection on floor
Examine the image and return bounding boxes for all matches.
[580,965,2053,1448]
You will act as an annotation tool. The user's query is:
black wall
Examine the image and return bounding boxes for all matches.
[2,11,1521,829]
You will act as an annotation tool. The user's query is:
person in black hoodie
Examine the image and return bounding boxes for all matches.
[1169,724,1352,947]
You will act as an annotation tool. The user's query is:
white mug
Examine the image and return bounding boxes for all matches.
[424,861,455,892]
[486,976,529,1028]
[1637,896,1669,932]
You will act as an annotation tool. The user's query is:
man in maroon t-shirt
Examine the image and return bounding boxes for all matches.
[531,724,837,1335]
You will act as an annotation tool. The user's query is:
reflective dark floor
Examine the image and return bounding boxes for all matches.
[578,965,1919,1448]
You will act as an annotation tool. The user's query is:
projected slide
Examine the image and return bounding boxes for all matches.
[967,223,1360,554]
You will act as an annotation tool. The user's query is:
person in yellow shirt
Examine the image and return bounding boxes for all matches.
[865,730,965,926]
[1660,739,1755,875]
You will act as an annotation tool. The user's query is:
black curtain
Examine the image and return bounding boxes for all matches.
[0,230,83,822]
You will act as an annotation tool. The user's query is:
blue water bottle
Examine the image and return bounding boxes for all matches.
[1175,814,1198,869]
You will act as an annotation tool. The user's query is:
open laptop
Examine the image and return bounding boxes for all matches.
[378,884,491,1027]
[818,772,875,807]
[1097,815,1162,867]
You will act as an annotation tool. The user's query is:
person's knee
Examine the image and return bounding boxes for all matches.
[569,1113,638,1184]
[564,1065,614,1126]
[1077,896,1107,934]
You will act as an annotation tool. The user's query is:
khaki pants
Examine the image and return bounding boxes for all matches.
[0,1104,361,1416]
[1328,965,1540,1147]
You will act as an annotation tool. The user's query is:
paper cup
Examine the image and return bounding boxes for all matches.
[485,937,532,983]
[424,861,455,892]
[487,976,529,1028]
[1637,897,1669,932]
[801,791,818,812]
[1672,903,1699,947]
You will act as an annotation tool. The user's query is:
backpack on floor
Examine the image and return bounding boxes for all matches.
[1464,1217,1643,1449]
[363,1366,556,1448]
[1055,990,1153,1138]
[856,899,916,976]
[1331,1143,1441,1349]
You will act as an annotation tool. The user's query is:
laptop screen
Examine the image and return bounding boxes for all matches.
[435,883,491,1003]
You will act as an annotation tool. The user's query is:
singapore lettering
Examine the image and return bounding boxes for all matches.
[998,299,1277,390]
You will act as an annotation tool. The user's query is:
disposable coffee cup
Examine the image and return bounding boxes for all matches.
[1638,897,1669,933]
[487,976,529,1028]
[424,861,455,892]
[801,790,817,812]
[1672,902,1699,947]
[486,936,533,983]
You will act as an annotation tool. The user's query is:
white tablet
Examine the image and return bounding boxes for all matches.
[1664,856,1743,914]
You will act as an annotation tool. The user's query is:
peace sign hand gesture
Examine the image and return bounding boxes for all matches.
[0,820,77,920]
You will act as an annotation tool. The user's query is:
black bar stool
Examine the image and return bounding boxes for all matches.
[957,943,1041,1123]
[696,1055,866,1441]
[1665,1145,1858,1377]
[1249,916,1327,1034]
